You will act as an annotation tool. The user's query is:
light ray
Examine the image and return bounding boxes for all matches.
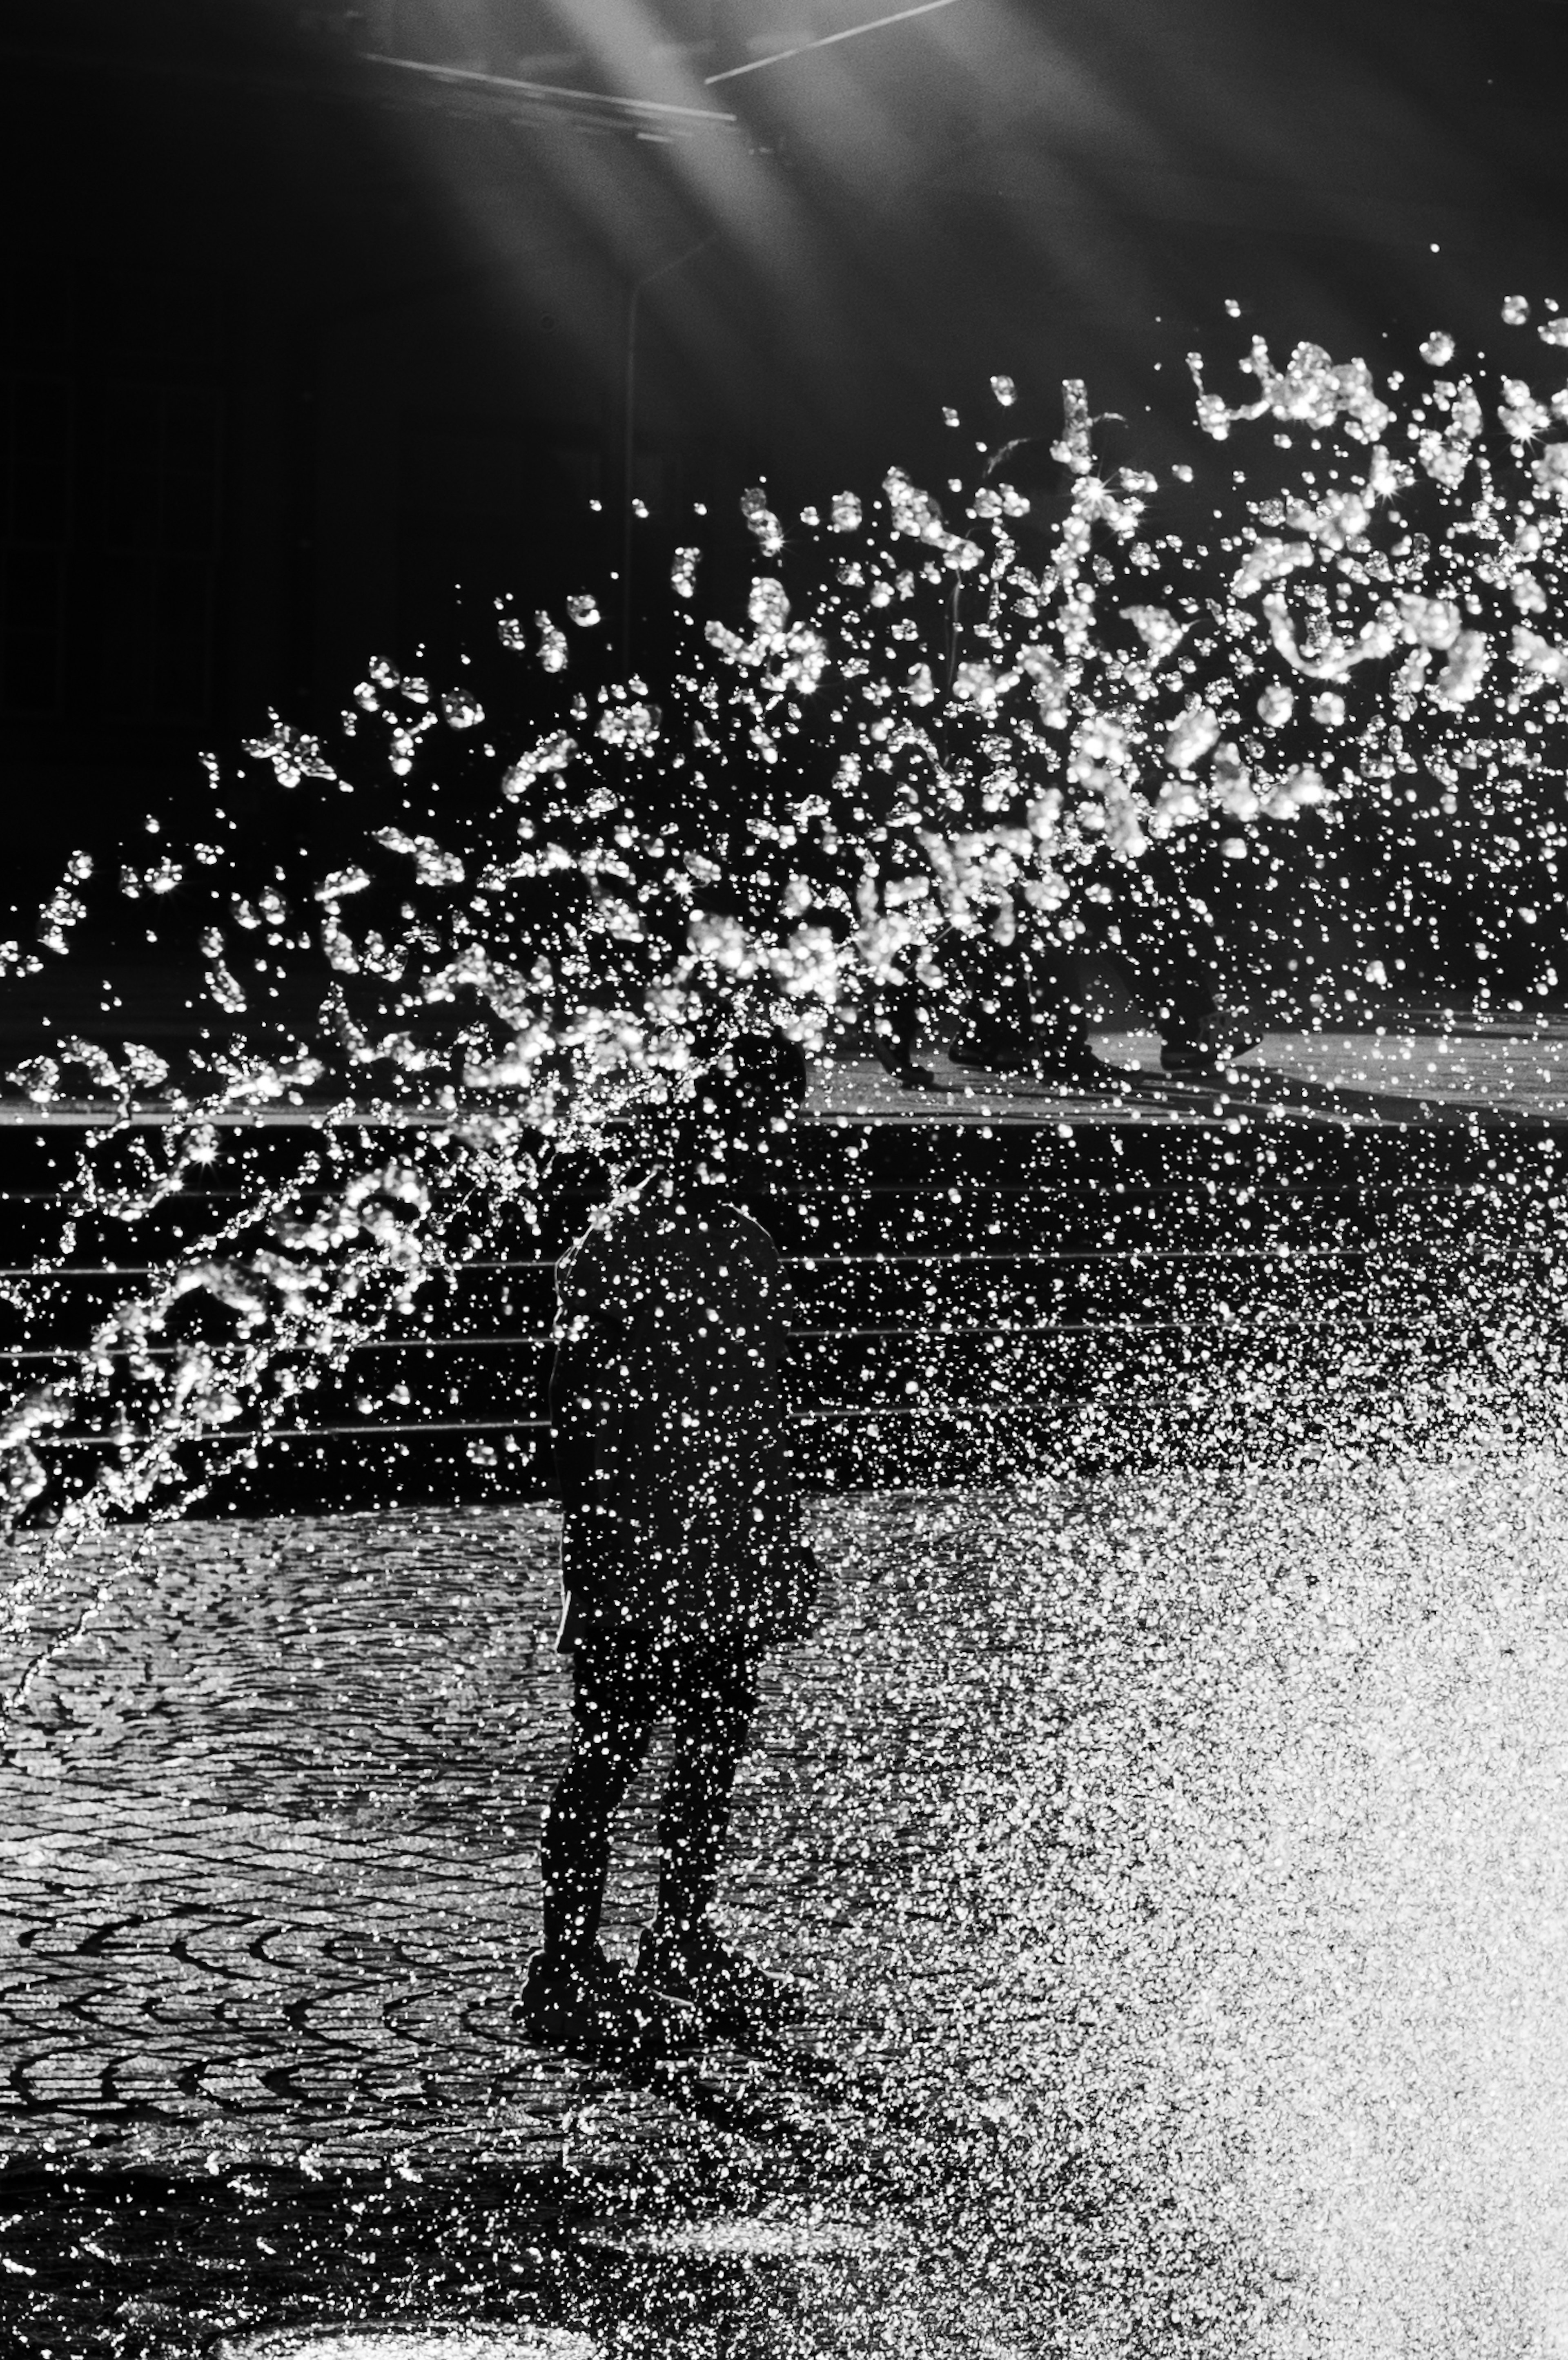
[704,0,962,88]
[362,50,738,130]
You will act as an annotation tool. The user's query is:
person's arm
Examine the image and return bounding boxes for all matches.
[550,1225,611,1516]
[756,1220,825,1644]
[548,1335,600,1516]
[550,1216,646,1513]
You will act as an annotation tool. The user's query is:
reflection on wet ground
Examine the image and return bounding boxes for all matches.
[5,1468,1568,2354]
[817,1026,1568,1122]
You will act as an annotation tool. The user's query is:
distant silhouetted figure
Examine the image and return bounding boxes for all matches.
[522,1034,818,2064]
[874,875,1250,1089]
[948,863,1252,1080]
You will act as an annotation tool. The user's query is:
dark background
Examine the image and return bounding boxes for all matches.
[4,0,1568,992]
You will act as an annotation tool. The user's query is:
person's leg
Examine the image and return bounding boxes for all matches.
[871,970,933,1087]
[1103,846,1258,1068]
[526,1637,705,2060]
[653,1655,758,1945]
[950,928,1034,1066]
[539,1639,655,1964]
[639,1645,805,2032]
[952,909,1118,1081]
[1104,852,1223,1031]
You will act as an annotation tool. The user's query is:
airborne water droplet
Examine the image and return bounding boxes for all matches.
[535,613,568,672]
[15,292,1568,1728]
[740,486,784,556]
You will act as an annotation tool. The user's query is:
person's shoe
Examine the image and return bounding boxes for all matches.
[949,1026,1035,1073]
[637,1923,806,2043]
[517,1944,705,2065]
[950,1030,1111,1086]
[1027,1039,1121,1088]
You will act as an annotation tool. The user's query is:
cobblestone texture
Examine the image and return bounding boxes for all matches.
[7,1461,1568,2358]
[0,1501,963,2188]
[2,1508,680,2176]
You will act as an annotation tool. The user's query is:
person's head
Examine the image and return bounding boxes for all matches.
[667,1030,809,1193]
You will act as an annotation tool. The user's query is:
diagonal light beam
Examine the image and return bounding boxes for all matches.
[704,0,962,87]
[363,51,738,127]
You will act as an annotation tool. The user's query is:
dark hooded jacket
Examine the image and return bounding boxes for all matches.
[550,1184,812,1657]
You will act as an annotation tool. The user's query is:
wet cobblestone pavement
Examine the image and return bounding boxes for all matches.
[7,1463,1568,2355]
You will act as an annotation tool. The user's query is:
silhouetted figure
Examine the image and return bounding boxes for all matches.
[874,872,1249,1087]
[522,1033,818,2065]
[1090,843,1248,1072]
[945,903,1112,1086]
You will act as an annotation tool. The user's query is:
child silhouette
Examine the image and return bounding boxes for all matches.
[522,1033,818,2063]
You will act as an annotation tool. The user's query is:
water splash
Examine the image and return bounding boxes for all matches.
[2,316,1566,1562]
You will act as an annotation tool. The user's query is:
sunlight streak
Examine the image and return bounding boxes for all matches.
[705,0,964,88]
